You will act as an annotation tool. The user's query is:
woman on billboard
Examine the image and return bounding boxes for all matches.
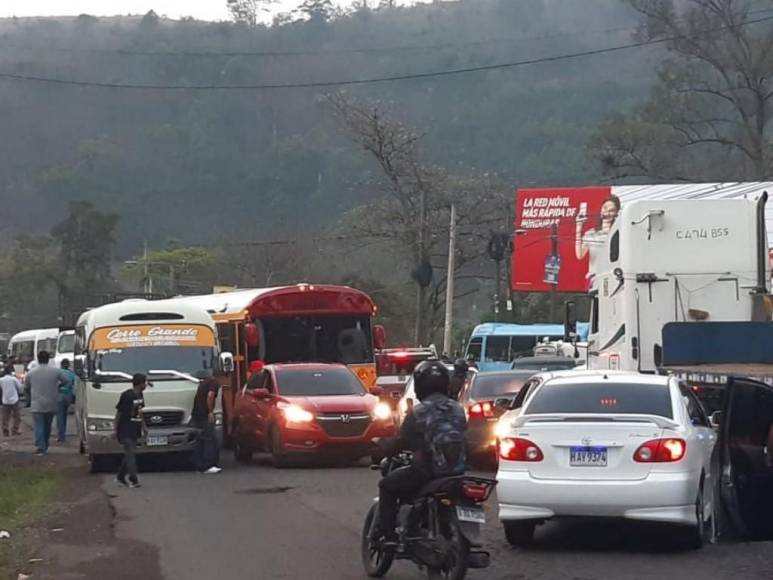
[575,195,621,286]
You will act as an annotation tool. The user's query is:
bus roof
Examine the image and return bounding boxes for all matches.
[171,284,376,319]
[470,322,589,338]
[9,328,60,342]
[76,299,216,331]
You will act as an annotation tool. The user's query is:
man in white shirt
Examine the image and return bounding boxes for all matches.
[1,365,23,436]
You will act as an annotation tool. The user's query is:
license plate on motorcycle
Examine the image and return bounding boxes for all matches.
[456,506,485,524]
[570,446,607,467]
[146,435,168,447]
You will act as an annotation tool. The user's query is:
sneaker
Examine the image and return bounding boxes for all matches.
[115,477,128,486]
[128,481,142,489]
[203,466,222,474]
[35,450,47,456]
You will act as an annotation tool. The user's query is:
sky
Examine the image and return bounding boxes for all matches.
[0,1,422,22]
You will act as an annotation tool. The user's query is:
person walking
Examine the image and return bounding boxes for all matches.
[191,374,222,474]
[1,366,23,436]
[56,359,77,443]
[24,351,68,455]
[115,373,147,488]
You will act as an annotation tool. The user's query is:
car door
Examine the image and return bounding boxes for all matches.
[253,370,276,447]
[234,372,266,445]
[679,382,717,516]
[718,377,773,541]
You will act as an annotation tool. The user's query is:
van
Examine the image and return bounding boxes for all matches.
[8,328,59,370]
[74,299,233,472]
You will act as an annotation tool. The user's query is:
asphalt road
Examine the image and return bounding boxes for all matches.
[105,453,773,580]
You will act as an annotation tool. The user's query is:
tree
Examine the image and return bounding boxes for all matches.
[226,0,280,26]
[123,243,217,295]
[590,0,773,181]
[298,0,335,22]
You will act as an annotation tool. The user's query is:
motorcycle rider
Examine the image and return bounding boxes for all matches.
[448,358,469,400]
[374,360,467,544]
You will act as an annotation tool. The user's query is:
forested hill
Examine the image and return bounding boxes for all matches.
[0,0,654,255]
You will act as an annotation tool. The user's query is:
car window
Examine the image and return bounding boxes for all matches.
[679,382,709,427]
[511,378,539,409]
[526,381,674,418]
[471,373,532,399]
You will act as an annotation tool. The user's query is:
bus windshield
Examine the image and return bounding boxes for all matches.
[95,347,215,380]
[261,315,373,365]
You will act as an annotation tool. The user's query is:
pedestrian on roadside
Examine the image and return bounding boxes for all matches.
[115,373,148,488]
[56,359,77,443]
[191,373,222,474]
[1,365,23,436]
[24,350,68,455]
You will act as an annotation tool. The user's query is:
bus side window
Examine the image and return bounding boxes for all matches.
[486,336,510,362]
[466,337,482,362]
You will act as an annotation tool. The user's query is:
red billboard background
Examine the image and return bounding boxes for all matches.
[512,187,611,293]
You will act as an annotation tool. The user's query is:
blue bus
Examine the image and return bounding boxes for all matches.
[464,323,589,372]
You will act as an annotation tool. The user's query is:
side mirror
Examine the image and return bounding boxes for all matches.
[373,324,386,350]
[369,386,382,397]
[709,410,722,429]
[220,352,235,374]
[74,355,86,379]
[564,300,577,341]
[245,322,260,350]
[250,388,272,399]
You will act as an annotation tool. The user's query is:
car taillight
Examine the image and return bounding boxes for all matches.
[469,401,494,418]
[633,438,686,462]
[461,482,491,502]
[499,437,543,462]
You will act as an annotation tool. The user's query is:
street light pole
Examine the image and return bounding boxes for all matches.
[443,204,457,355]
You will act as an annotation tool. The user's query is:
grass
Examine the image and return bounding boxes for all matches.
[0,463,61,579]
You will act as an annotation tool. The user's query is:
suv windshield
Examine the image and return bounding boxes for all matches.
[277,368,365,396]
[472,372,533,399]
[95,347,215,380]
[526,381,673,418]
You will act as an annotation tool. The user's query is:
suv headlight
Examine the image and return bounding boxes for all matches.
[373,402,392,421]
[88,419,114,432]
[279,403,314,424]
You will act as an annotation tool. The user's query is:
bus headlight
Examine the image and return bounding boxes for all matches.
[88,419,114,432]
[373,402,392,421]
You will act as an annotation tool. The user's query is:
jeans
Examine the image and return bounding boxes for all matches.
[117,438,139,483]
[56,394,72,442]
[32,412,55,453]
[193,419,220,471]
[1,403,21,435]
[378,465,429,539]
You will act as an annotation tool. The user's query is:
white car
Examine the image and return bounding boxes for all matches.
[495,370,717,549]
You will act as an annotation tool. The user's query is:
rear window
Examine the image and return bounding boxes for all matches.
[525,381,673,418]
[377,353,431,376]
[277,368,365,397]
[512,358,575,371]
[472,373,532,399]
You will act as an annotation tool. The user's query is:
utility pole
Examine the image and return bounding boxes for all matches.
[142,240,153,295]
[443,204,457,355]
[414,189,426,345]
[549,223,559,321]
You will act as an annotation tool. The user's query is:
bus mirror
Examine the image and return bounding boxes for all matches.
[74,355,86,378]
[220,352,235,374]
[374,325,386,350]
[245,323,259,349]
[564,301,577,341]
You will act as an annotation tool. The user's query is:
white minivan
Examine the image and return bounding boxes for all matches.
[8,328,59,370]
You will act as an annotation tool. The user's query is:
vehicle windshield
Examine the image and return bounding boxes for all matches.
[472,372,533,399]
[95,347,215,381]
[261,315,373,365]
[57,333,75,354]
[512,358,575,371]
[276,368,365,397]
[38,338,58,355]
[526,382,673,418]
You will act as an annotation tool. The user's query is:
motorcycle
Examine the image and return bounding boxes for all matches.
[361,451,497,580]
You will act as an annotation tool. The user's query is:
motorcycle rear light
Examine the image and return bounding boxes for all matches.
[461,483,491,502]
[469,401,494,418]
[633,438,686,462]
[499,437,543,462]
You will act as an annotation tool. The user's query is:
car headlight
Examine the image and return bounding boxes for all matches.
[280,403,314,424]
[88,419,114,432]
[373,402,392,421]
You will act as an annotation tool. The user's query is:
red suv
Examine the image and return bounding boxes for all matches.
[231,363,395,466]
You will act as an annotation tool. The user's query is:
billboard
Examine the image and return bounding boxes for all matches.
[512,187,612,293]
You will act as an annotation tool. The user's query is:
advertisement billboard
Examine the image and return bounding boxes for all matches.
[512,187,612,293]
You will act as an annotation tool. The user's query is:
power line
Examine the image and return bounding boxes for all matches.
[0,13,771,91]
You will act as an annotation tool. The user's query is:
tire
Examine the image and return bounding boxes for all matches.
[89,454,108,474]
[233,438,253,463]
[428,509,470,580]
[270,427,289,468]
[361,503,394,578]
[79,438,86,455]
[504,520,537,547]
[681,487,706,550]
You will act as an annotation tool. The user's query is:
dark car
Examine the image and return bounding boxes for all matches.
[511,356,577,372]
[459,370,535,463]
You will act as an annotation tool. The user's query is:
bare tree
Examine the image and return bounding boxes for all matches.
[226,0,280,27]
[591,0,773,181]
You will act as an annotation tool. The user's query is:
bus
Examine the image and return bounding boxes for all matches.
[464,322,589,372]
[173,284,385,442]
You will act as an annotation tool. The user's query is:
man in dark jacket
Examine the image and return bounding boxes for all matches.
[115,374,148,488]
[375,360,467,543]
[191,374,222,474]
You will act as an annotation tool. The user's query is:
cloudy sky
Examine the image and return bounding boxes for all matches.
[0,1,423,21]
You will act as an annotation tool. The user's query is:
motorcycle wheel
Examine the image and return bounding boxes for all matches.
[361,503,395,578]
[427,510,470,580]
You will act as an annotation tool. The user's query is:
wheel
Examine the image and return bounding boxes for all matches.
[361,503,395,577]
[270,427,289,468]
[504,520,537,547]
[681,487,706,550]
[89,454,108,474]
[233,438,253,463]
[428,510,469,580]
[79,439,86,455]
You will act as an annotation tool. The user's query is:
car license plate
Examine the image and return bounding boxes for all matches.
[146,435,168,447]
[570,446,608,467]
[456,506,486,524]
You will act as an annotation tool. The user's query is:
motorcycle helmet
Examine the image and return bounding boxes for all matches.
[413,360,450,401]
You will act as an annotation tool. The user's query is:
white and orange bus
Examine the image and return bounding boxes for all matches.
[174,284,385,443]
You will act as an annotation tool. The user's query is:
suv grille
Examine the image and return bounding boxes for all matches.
[317,413,371,438]
[143,411,183,428]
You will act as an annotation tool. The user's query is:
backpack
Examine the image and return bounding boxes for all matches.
[417,397,467,477]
